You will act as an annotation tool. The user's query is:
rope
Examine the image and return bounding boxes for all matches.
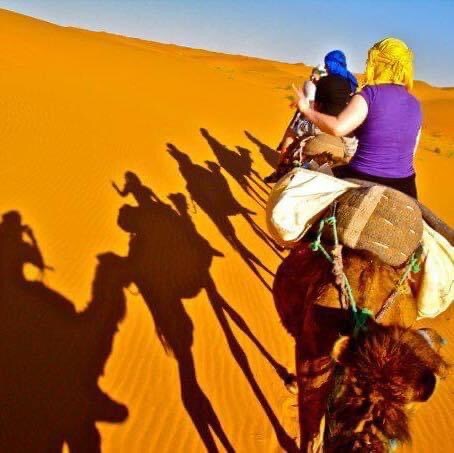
[375,246,422,322]
[310,209,422,332]
[310,206,373,334]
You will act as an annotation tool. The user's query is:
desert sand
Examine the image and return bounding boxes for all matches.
[0,8,452,452]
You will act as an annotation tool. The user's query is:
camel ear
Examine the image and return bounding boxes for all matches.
[412,369,437,402]
[332,336,350,363]
[417,328,447,352]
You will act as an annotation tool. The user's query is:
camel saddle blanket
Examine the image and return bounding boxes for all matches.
[329,185,423,267]
[415,222,454,319]
[266,168,358,246]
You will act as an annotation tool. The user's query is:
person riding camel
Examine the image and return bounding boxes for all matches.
[0,210,50,282]
[293,37,421,198]
[265,51,357,183]
[310,50,358,118]
[274,64,327,156]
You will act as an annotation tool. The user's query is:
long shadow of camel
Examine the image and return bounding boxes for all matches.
[0,210,128,452]
[200,128,269,208]
[244,131,280,170]
[167,144,275,291]
[200,129,283,257]
[112,172,298,452]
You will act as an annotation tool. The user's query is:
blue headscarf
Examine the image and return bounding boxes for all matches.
[324,50,358,92]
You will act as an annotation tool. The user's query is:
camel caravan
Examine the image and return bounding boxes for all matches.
[267,39,453,451]
[1,32,452,453]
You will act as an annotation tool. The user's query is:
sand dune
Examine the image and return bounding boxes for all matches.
[0,8,452,452]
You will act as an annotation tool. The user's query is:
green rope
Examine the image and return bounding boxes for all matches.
[388,248,422,298]
[310,217,334,262]
[375,245,422,322]
[310,212,373,334]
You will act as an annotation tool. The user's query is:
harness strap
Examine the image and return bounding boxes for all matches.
[310,207,421,333]
[375,246,422,322]
[310,205,373,334]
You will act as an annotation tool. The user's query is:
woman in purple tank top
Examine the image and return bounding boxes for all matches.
[293,38,422,198]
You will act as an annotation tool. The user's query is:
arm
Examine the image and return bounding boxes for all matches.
[22,226,47,270]
[111,181,129,197]
[293,85,368,137]
[413,128,421,156]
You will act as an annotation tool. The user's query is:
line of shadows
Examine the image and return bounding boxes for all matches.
[0,211,128,453]
[112,172,297,452]
[167,144,275,291]
[200,128,269,208]
[244,131,280,171]
[200,129,284,258]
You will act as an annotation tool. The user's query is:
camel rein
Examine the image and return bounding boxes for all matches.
[310,203,422,334]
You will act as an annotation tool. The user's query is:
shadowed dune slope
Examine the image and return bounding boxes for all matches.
[0,8,452,453]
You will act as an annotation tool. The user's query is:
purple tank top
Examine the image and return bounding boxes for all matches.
[349,84,422,178]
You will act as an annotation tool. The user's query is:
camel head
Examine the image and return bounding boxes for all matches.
[93,252,132,294]
[325,322,448,452]
[167,143,190,165]
[117,204,139,234]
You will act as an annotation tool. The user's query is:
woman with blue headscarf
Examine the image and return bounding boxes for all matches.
[264,51,357,183]
[324,50,358,91]
[313,50,357,116]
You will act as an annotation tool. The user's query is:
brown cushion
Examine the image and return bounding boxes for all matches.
[327,186,423,267]
[303,134,345,160]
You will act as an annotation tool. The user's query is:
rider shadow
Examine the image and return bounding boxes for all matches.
[244,131,280,170]
[113,173,297,452]
[200,128,269,208]
[0,211,128,453]
[167,144,276,291]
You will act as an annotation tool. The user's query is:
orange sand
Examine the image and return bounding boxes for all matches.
[0,8,452,452]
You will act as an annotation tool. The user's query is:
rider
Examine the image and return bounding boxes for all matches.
[318,50,358,109]
[263,65,326,184]
[265,51,357,183]
[0,211,47,282]
[275,64,327,156]
[293,38,421,198]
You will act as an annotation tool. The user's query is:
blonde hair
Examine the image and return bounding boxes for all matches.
[365,38,414,90]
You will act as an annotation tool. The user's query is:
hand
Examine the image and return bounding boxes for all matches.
[111,181,121,193]
[23,225,35,239]
[22,225,32,235]
[291,83,310,113]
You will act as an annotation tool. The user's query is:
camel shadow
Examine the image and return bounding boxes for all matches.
[112,172,297,452]
[244,131,280,170]
[0,211,128,453]
[167,144,276,291]
[200,128,269,208]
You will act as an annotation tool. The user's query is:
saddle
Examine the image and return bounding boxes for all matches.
[273,134,351,183]
[325,185,424,267]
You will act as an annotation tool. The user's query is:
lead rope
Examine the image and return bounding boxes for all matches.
[310,206,422,333]
[310,203,373,336]
[375,246,422,322]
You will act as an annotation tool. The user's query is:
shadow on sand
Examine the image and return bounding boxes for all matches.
[112,172,297,452]
[200,128,269,207]
[167,144,278,291]
[200,129,284,257]
[0,211,129,453]
[244,131,280,171]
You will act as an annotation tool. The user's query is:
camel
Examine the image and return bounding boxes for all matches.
[273,240,448,452]
[113,172,298,452]
[0,211,129,452]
